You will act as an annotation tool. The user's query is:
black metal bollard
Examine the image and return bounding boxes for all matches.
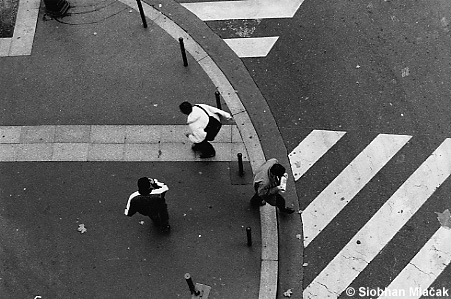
[246,227,252,246]
[215,91,222,110]
[185,273,200,296]
[179,38,188,67]
[237,153,244,176]
[136,0,147,28]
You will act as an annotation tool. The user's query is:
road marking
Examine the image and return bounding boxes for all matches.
[0,0,40,56]
[0,125,248,161]
[302,134,412,247]
[181,0,305,58]
[303,138,451,298]
[181,0,305,21]
[377,226,451,299]
[288,130,346,181]
[223,37,279,58]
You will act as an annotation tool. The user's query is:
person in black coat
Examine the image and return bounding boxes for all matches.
[125,177,170,232]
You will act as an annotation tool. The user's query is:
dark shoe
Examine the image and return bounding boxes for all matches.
[250,194,266,207]
[281,207,295,214]
[199,152,215,158]
[191,144,201,151]
[161,224,171,233]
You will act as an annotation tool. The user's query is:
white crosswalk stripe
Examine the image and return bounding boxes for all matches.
[302,133,412,247]
[181,0,305,58]
[378,226,451,299]
[288,130,346,181]
[289,130,451,299]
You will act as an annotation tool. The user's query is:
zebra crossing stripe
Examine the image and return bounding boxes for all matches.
[302,134,412,247]
[223,37,279,58]
[288,130,346,181]
[378,226,451,299]
[181,0,305,21]
[303,138,451,299]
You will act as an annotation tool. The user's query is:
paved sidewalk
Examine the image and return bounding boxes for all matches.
[0,2,261,299]
[0,0,304,297]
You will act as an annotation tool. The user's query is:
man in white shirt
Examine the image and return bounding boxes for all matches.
[179,101,232,158]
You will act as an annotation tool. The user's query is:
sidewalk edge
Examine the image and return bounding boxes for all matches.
[115,1,280,298]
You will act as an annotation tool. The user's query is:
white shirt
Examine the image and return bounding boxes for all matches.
[187,104,232,143]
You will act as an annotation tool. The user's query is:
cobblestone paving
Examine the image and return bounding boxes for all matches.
[0,0,19,38]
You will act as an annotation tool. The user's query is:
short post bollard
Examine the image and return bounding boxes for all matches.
[179,38,189,67]
[215,91,222,110]
[237,153,244,176]
[136,0,147,28]
[246,227,252,246]
[185,273,200,296]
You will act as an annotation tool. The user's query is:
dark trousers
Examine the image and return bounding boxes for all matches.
[149,203,169,227]
[251,193,287,210]
[193,140,215,155]
[149,193,169,227]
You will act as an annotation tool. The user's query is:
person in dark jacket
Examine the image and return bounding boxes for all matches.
[125,177,170,232]
[251,158,295,214]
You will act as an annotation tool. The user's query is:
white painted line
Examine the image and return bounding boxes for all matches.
[181,0,305,21]
[302,134,411,247]
[288,130,346,181]
[378,226,451,299]
[303,138,451,299]
[0,0,41,57]
[223,37,279,58]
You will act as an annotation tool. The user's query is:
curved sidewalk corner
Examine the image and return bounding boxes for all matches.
[116,0,304,297]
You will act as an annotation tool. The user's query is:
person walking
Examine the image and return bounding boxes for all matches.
[179,101,232,158]
[125,177,171,232]
[251,158,295,214]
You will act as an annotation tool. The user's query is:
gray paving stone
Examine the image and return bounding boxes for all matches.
[125,125,160,143]
[159,142,194,161]
[0,144,16,161]
[91,125,126,144]
[52,143,89,161]
[124,144,160,161]
[0,126,20,143]
[88,144,125,161]
[15,144,53,161]
[158,125,186,142]
[20,125,55,143]
[55,125,91,143]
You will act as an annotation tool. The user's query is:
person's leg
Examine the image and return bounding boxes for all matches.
[199,140,215,158]
[251,193,266,206]
[276,194,294,214]
[149,213,161,226]
[159,203,170,232]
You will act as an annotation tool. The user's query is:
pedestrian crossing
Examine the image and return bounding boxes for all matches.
[180,0,305,58]
[288,130,451,299]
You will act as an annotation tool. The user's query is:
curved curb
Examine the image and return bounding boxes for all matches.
[116,1,279,298]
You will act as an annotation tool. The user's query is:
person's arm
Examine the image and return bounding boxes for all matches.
[203,104,232,120]
[125,192,139,216]
[151,179,169,194]
[258,184,281,197]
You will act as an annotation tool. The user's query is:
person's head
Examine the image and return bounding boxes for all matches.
[179,101,193,115]
[137,177,151,195]
[270,163,286,178]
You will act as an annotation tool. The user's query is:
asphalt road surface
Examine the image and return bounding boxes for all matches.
[184,0,451,297]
